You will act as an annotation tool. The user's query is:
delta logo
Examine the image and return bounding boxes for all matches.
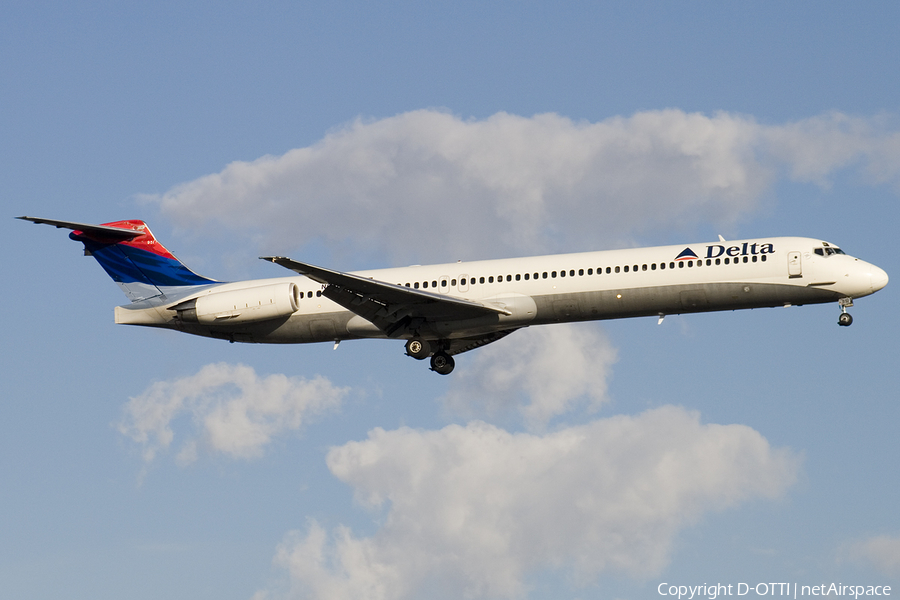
[673,242,776,261]
[674,248,699,261]
[705,242,775,258]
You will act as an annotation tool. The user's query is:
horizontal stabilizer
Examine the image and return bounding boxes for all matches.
[17,216,145,241]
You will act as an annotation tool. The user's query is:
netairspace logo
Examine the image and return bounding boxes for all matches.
[657,582,892,599]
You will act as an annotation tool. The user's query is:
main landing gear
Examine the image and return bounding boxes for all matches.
[405,338,431,360]
[405,338,455,375]
[838,297,854,327]
[430,352,455,375]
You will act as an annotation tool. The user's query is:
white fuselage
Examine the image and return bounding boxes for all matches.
[116,236,888,344]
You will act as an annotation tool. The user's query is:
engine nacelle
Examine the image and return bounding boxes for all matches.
[177,283,301,325]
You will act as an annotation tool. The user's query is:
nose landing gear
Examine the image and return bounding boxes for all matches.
[838,297,854,327]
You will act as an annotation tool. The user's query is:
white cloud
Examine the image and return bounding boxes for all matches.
[762,112,900,186]
[265,407,800,599]
[849,535,900,577]
[118,362,347,463]
[442,323,617,428]
[144,109,900,264]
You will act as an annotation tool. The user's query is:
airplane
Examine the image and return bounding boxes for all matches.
[18,216,889,375]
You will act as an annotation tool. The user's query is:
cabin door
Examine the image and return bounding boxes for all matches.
[787,251,802,278]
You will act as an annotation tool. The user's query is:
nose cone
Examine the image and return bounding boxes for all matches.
[870,265,889,292]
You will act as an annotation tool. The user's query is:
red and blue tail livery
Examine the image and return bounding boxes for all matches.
[18,217,217,302]
[18,216,888,374]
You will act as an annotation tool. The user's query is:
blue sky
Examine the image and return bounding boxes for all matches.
[2,2,899,599]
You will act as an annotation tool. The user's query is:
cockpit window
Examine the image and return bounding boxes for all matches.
[815,245,845,257]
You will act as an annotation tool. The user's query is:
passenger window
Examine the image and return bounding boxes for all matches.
[489,276,494,283]
[752,256,757,262]
[761,255,767,262]
[316,290,322,297]
[724,258,730,264]
[579,269,584,276]
[660,262,666,270]
[542,272,548,279]
[515,274,521,281]
[678,262,684,268]
[642,264,647,271]
[570,270,575,276]
[480,277,485,284]
[422,281,428,288]
[607,267,612,274]
[451,279,456,286]
[524,273,530,280]
[587,268,593,275]
[615,266,620,273]
[715,259,720,265]
[414,282,420,288]
[624,265,629,273]
[507,275,512,282]
[442,280,448,287]
[706,259,711,266]
[743,257,748,263]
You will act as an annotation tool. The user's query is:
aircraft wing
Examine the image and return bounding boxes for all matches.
[444,328,519,356]
[261,256,512,337]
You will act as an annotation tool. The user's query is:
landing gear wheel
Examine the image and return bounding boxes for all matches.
[430,352,455,375]
[838,312,853,327]
[405,338,431,360]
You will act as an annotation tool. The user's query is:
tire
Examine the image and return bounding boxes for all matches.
[838,313,853,327]
[430,352,455,375]
[406,338,431,360]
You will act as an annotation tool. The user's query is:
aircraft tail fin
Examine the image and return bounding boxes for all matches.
[17,216,219,303]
